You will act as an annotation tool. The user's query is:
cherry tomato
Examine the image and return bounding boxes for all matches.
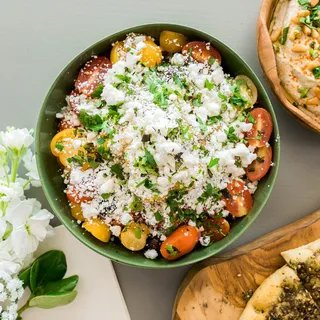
[182,41,222,64]
[67,90,80,114]
[235,75,258,109]
[246,146,273,182]
[66,184,94,204]
[50,128,76,157]
[160,30,188,53]
[246,108,273,148]
[70,202,85,221]
[202,217,230,242]
[58,119,74,131]
[110,41,126,64]
[120,222,149,251]
[160,225,200,261]
[75,56,111,96]
[140,38,162,67]
[83,218,111,243]
[224,180,253,217]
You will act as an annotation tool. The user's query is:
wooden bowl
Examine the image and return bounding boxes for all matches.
[257,0,320,132]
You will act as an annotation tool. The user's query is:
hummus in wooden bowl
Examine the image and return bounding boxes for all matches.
[258,0,320,132]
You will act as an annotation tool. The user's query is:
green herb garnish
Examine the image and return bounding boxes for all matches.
[91,84,104,98]
[55,143,64,152]
[279,27,289,45]
[208,158,220,168]
[79,110,103,132]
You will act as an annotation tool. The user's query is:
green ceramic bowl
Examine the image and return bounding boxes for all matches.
[36,24,280,268]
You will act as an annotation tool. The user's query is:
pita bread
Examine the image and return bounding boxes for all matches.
[240,265,319,319]
[281,239,320,306]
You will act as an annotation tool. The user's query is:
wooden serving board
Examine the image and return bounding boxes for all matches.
[172,210,320,320]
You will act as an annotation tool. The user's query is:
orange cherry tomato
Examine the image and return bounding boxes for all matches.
[246,108,273,148]
[66,184,94,204]
[224,180,253,217]
[75,56,111,96]
[110,41,126,64]
[182,41,222,64]
[201,217,230,242]
[160,225,200,261]
[246,145,273,182]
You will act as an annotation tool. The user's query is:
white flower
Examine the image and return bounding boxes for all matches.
[1,127,34,151]
[5,199,53,259]
[0,182,23,203]
[23,150,41,187]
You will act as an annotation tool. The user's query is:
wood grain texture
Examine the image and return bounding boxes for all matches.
[257,0,320,133]
[173,210,320,320]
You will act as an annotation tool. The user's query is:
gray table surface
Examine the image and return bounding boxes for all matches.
[1,0,320,319]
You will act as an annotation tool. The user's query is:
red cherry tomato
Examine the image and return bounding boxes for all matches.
[66,184,94,204]
[202,217,230,242]
[160,225,200,261]
[246,146,273,182]
[246,108,273,148]
[182,41,222,64]
[224,180,253,217]
[75,56,111,96]
[67,90,81,114]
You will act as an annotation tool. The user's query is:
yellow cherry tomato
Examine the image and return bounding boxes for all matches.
[120,222,150,251]
[159,31,188,53]
[110,41,126,64]
[140,39,162,67]
[50,128,76,157]
[70,202,85,221]
[83,218,111,243]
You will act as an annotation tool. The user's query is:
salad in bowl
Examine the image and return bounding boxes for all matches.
[38,25,279,266]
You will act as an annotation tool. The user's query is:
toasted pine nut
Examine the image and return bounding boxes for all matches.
[306,97,320,105]
[313,87,320,98]
[298,10,311,17]
[270,29,282,42]
[289,31,296,41]
[291,44,308,52]
[308,60,320,70]
[296,31,302,39]
[311,0,319,7]
[291,16,301,24]
[303,25,312,35]
[312,29,320,38]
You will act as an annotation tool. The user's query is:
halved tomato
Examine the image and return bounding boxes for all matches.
[246,146,273,182]
[67,90,80,114]
[182,41,222,64]
[202,217,230,242]
[246,108,273,148]
[66,184,94,204]
[75,56,111,96]
[224,180,253,217]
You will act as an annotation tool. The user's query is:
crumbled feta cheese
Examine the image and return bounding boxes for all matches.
[144,249,158,260]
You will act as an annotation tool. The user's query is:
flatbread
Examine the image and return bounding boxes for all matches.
[240,265,319,320]
[281,239,320,306]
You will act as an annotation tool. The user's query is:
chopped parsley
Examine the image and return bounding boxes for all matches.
[166,244,180,257]
[79,110,104,132]
[155,211,163,222]
[204,79,214,90]
[279,27,289,45]
[312,66,320,79]
[91,84,104,98]
[298,88,310,98]
[110,163,125,180]
[55,142,64,152]
[208,158,220,168]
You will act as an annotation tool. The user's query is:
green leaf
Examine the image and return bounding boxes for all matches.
[129,196,143,212]
[35,275,79,296]
[155,211,163,222]
[55,143,64,152]
[135,227,142,239]
[30,251,67,293]
[91,84,104,98]
[79,110,103,132]
[145,150,157,168]
[204,79,214,90]
[247,113,257,124]
[28,291,78,309]
[312,66,320,79]
[30,260,40,292]
[298,87,310,98]
[208,158,219,168]
[110,163,124,180]
[19,267,31,289]
[279,27,289,45]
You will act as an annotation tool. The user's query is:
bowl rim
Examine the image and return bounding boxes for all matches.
[36,23,280,268]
